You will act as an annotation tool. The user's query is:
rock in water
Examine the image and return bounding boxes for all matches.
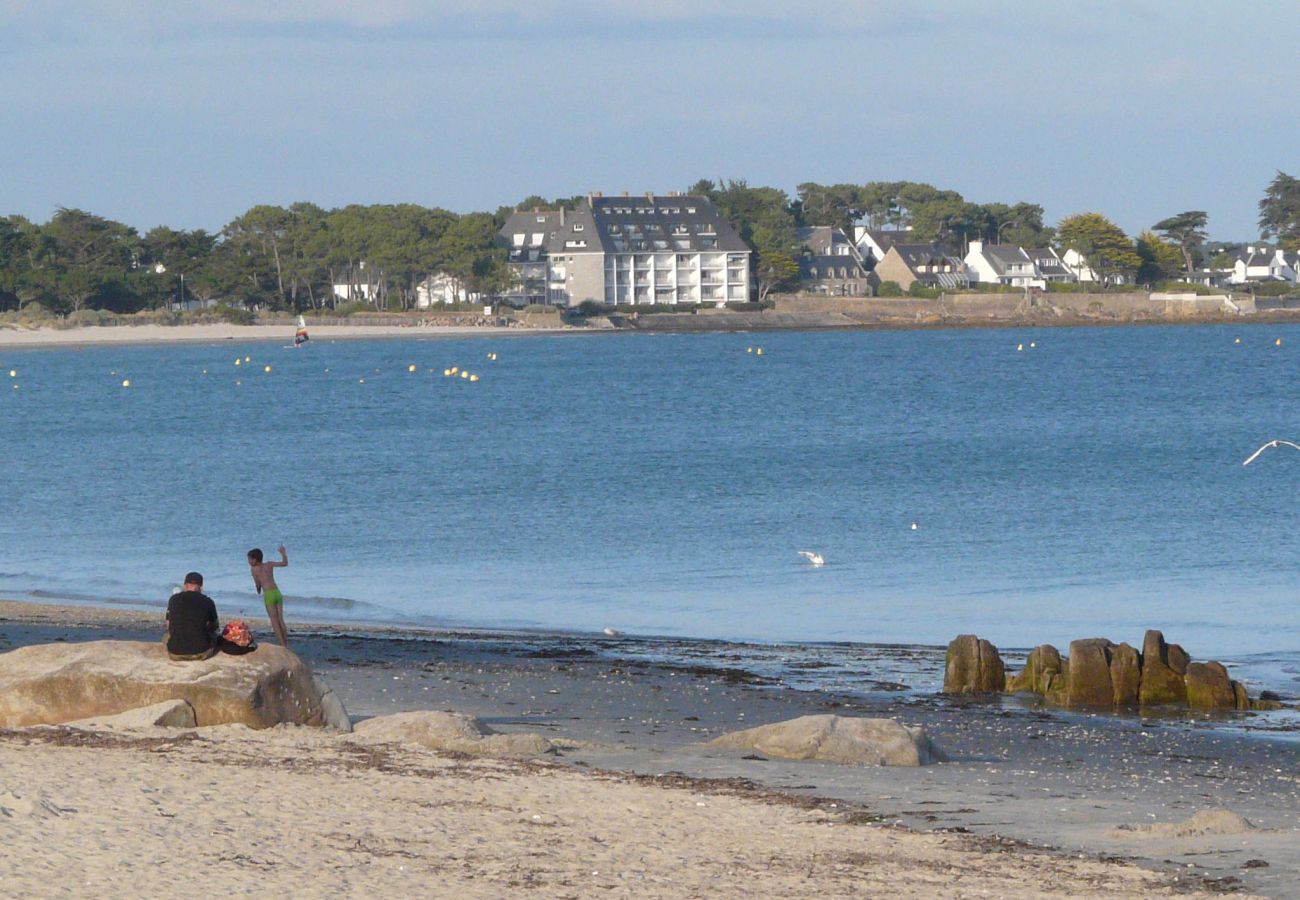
[1065,638,1115,707]
[1138,629,1189,706]
[708,714,941,767]
[1109,642,1141,707]
[1006,644,1063,695]
[942,634,1006,693]
[1185,661,1236,710]
[351,710,554,757]
[0,640,347,730]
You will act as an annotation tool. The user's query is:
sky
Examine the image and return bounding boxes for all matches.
[1,0,1295,241]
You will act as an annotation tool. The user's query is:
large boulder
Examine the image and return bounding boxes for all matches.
[707,714,941,767]
[0,640,350,731]
[1185,661,1235,710]
[351,710,554,757]
[1109,642,1141,707]
[1006,644,1063,695]
[67,699,197,729]
[1138,629,1189,706]
[1065,638,1115,707]
[942,634,1005,693]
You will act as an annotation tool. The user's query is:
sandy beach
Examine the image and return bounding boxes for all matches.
[0,322,566,348]
[3,600,1295,897]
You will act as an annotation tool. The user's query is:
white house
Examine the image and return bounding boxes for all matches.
[964,241,1043,288]
[416,272,481,307]
[1227,247,1297,285]
[1024,247,1076,284]
[853,227,913,267]
[331,281,378,302]
[332,262,379,303]
[1060,248,1133,285]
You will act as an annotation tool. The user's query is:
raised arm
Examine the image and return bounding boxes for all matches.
[271,544,289,568]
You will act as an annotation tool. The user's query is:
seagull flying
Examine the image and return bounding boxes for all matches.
[1242,439,1300,466]
[798,551,825,567]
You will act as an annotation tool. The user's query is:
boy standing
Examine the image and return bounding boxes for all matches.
[248,545,290,647]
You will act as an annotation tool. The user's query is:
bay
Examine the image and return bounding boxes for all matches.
[1,324,1298,694]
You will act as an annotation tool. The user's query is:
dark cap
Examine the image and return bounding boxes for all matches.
[183,572,203,586]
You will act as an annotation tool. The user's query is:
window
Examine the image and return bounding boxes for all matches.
[535,215,547,223]
[573,224,584,232]
[686,207,696,214]
[530,233,543,246]
[565,240,587,248]
[512,234,524,247]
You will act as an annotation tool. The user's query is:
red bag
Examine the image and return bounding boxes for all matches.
[222,620,255,648]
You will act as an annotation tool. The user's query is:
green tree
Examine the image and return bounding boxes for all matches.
[1151,211,1208,273]
[1056,213,1140,285]
[755,249,800,302]
[1258,171,1300,251]
[1135,231,1184,284]
[36,208,140,312]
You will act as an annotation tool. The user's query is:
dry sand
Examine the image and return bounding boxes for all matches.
[1,599,1291,897]
[0,322,565,348]
[0,725,1210,899]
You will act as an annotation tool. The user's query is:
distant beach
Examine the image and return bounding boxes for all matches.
[0,322,567,348]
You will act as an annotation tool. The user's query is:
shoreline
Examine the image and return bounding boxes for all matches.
[3,309,1300,349]
[2,597,1297,895]
[0,322,569,348]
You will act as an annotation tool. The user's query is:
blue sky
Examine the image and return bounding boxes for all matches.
[1,1,1295,240]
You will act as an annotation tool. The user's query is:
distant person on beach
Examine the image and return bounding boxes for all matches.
[248,545,290,647]
[165,572,219,661]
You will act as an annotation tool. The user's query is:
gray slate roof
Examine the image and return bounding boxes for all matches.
[799,254,868,280]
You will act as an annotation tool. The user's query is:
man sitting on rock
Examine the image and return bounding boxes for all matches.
[165,572,220,661]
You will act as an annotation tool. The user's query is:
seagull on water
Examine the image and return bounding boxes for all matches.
[1242,439,1300,466]
[798,551,825,567]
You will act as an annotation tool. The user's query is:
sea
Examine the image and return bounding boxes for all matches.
[2,324,1299,702]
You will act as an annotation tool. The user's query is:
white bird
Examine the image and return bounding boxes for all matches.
[602,627,622,637]
[798,551,825,567]
[1243,439,1300,466]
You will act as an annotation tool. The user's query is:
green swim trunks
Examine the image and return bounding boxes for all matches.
[263,587,284,607]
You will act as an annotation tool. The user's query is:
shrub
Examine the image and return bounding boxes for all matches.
[877,281,904,297]
[576,300,611,316]
[908,282,942,299]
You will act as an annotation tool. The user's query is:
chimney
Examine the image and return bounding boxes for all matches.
[559,207,565,226]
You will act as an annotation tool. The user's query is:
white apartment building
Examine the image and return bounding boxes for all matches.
[498,193,751,307]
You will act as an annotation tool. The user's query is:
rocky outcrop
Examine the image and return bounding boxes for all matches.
[1185,662,1235,710]
[1005,644,1063,696]
[351,711,555,757]
[0,640,349,731]
[942,634,1006,693]
[1065,638,1115,707]
[1109,642,1141,707]
[708,715,941,767]
[966,630,1278,713]
[1139,629,1189,706]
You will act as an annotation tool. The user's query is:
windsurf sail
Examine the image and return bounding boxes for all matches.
[294,315,309,347]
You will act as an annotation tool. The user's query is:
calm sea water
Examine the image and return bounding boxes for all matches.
[2,325,1299,694]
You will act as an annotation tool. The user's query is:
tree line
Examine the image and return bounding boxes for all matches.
[3,174,1298,315]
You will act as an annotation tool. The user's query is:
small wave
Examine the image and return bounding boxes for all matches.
[27,589,166,609]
